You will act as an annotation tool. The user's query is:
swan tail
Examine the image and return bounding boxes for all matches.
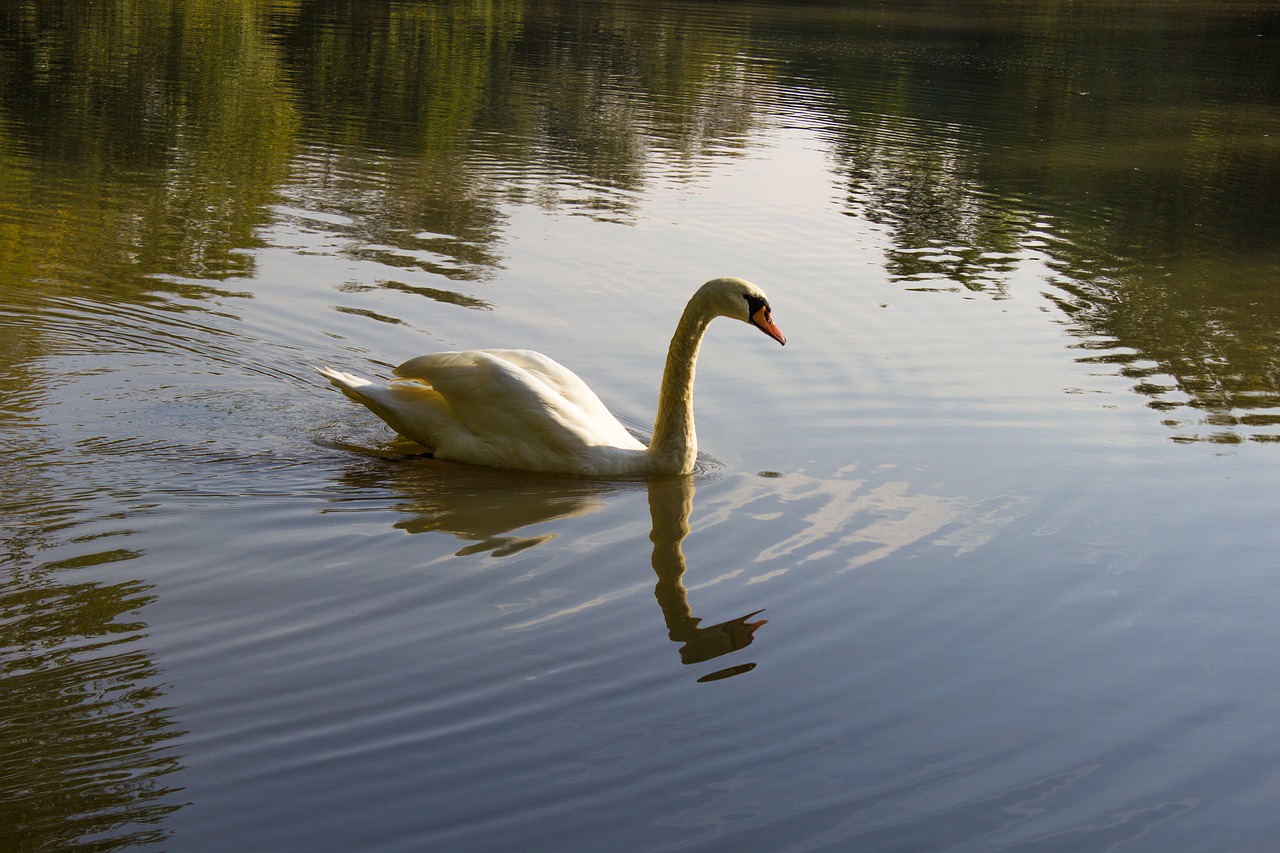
[317,366,459,450]
[317,366,373,393]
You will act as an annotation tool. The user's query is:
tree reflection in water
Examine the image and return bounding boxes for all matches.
[0,555,185,850]
[2,0,1277,441]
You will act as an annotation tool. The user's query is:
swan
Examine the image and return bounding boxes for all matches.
[318,277,785,475]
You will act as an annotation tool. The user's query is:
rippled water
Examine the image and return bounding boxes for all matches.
[3,1,1280,850]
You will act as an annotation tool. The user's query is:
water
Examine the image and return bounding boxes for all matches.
[3,1,1280,849]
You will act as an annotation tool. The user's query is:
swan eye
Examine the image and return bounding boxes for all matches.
[744,293,786,345]
[745,294,773,325]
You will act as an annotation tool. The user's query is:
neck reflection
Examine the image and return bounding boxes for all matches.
[647,475,767,680]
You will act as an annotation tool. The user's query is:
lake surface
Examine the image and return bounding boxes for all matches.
[3,0,1280,849]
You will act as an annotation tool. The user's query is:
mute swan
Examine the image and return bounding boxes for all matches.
[318,277,785,475]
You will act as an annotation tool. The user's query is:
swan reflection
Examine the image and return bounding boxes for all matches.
[360,459,767,678]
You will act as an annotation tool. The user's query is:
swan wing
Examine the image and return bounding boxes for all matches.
[393,350,643,454]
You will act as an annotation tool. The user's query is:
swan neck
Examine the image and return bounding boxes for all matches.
[648,297,712,474]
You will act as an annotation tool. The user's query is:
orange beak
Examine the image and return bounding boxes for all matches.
[752,305,786,345]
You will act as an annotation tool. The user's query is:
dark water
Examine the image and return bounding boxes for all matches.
[3,1,1280,850]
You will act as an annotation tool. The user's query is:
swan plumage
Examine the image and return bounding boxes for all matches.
[319,277,784,475]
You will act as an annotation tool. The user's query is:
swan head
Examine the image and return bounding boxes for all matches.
[696,277,786,345]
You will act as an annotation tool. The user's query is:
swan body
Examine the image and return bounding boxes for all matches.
[318,277,785,475]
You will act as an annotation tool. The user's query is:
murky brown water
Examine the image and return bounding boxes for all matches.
[3,1,1280,849]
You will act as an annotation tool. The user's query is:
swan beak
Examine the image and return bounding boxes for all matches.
[752,306,786,345]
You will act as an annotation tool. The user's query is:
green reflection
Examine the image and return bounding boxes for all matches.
[268,0,524,278]
[0,558,184,849]
[0,0,297,290]
[270,0,523,157]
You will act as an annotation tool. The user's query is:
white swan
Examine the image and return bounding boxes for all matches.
[318,277,785,475]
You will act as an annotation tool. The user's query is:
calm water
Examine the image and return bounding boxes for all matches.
[3,0,1280,849]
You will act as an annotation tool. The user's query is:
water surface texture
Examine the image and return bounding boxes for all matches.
[3,1,1280,850]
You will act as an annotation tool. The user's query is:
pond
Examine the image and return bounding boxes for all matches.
[3,0,1280,849]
